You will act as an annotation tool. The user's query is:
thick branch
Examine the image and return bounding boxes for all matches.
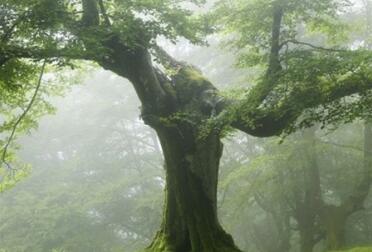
[218,2,371,138]
[153,44,185,69]
[229,72,372,137]
[77,1,172,115]
[97,39,171,115]
[249,4,284,108]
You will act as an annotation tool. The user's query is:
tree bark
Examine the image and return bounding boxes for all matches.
[146,125,241,252]
[86,24,242,250]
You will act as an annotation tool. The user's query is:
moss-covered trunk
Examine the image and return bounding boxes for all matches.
[147,126,241,252]
[97,41,241,251]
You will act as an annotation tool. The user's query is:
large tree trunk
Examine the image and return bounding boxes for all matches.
[146,126,241,252]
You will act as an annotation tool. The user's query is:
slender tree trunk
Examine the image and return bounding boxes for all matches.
[299,227,316,252]
[321,122,372,250]
[146,125,241,252]
[295,128,323,252]
[321,206,347,250]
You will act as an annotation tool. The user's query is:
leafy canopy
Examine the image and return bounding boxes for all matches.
[214,0,352,67]
[213,0,372,133]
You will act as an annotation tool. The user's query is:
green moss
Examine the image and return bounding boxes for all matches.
[328,247,372,252]
[178,67,206,83]
[173,66,215,105]
[145,232,177,252]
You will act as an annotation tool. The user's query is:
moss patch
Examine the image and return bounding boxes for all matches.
[329,247,372,252]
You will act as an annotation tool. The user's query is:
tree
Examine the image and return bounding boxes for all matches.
[2,0,372,251]
[288,126,372,251]
[225,124,372,252]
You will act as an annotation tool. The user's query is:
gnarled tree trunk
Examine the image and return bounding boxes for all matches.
[94,30,242,251]
[146,125,241,252]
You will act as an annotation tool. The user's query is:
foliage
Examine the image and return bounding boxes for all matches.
[0,60,83,191]
[0,72,163,251]
[0,0,209,55]
[213,0,352,67]
[0,164,30,193]
[211,0,372,136]
[218,122,372,251]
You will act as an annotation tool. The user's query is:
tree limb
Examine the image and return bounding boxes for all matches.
[317,140,365,153]
[1,11,29,43]
[281,40,346,52]
[98,0,111,26]
[82,0,100,27]
[267,3,283,76]
[152,44,185,70]
[228,71,372,137]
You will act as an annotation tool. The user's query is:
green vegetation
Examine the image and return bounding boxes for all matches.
[329,247,372,252]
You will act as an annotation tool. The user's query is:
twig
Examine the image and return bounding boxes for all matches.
[317,139,366,153]
[1,10,29,43]
[281,40,346,53]
[0,60,46,171]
